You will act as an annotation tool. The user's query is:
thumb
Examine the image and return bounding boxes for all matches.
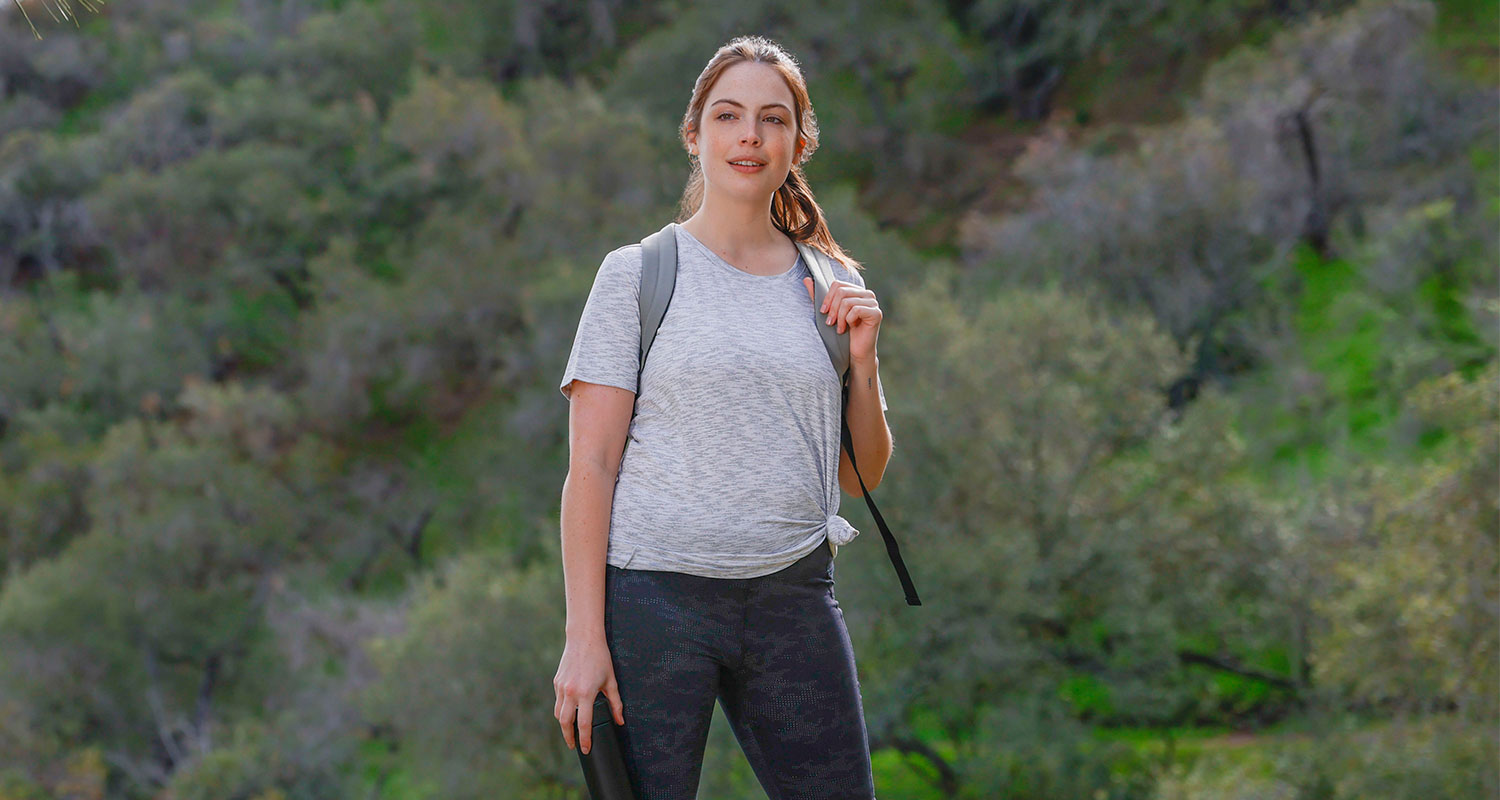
[804,277,815,304]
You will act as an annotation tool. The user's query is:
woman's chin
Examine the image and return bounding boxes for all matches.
[711,182,776,202]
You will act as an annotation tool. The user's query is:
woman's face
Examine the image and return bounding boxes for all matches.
[689,61,801,202]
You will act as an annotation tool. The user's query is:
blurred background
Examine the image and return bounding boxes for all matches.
[0,0,1495,798]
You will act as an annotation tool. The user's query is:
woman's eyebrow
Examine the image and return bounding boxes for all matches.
[710,99,791,112]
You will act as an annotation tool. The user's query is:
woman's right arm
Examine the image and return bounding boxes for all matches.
[554,379,635,753]
[559,379,634,640]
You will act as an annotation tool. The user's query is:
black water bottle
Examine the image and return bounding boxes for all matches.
[575,691,636,800]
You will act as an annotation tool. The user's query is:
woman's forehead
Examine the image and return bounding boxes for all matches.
[708,63,794,108]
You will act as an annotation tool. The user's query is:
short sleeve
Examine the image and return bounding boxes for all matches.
[841,263,888,412]
[559,246,642,401]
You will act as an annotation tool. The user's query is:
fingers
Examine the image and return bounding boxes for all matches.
[829,297,879,334]
[839,305,860,334]
[558,689,622,754]
[808,279,881,334]
[554,692,592,753]
[555,674,588,752]
[557,695,576,750]
[576,693,594,754]
[553,676,567,747]
[820,280,841,315]
[606,680,625,726]
[556,681,626,756]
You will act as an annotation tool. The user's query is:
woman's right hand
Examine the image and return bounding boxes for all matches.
[553,634,625,754]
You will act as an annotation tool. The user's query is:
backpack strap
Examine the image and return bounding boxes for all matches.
[798,241,922,606]
[796,241,850,381]
[638,222,678,374]
[836,377,921,605]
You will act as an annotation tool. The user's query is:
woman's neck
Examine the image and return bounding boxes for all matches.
[681,200,786,260]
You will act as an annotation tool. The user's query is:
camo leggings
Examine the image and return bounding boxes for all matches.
[603,536,876,799]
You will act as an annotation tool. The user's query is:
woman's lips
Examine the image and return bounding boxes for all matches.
[728,161,766,173]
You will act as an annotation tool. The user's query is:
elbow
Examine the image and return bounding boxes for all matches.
[840,471,883,495]
[863,441,893,492]
[839,440,893,495]
[568,457,622,483]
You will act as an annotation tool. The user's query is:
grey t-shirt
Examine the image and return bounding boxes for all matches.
[559,222,887,578]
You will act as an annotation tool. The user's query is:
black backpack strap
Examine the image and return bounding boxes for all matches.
[840,377,921,606]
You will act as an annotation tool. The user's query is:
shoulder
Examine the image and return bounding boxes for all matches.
[827,255,868,289]
[799,241,867,288]
[599,242,643,278]
[589,243,643,301]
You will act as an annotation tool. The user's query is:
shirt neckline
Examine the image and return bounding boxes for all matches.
[673,222,803,281]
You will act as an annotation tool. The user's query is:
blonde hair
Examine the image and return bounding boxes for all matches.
[676,35,863,272]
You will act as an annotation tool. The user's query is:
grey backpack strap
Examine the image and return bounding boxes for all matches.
[797,241,851,382]
[638,222,678,378]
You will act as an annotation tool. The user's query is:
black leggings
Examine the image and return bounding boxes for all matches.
[603,536,876,799]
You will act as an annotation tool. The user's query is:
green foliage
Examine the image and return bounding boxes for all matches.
[1310,363,1499,718]
[0,128,110,285]
[208,73,368,157]
[361,546,574,799]
[0,403,93,580]
[162,718,340,800]
[411,0,658,84]
[96,68,219,171]
[0,746,104,800]
[1291,244,1401,447]
[1151,713,1498,799]
[1059,672,1116,718]
[1235,191,1498,479]
[959,696,1157,799]
[0,382,362,797]
[89,140,345,289]
[858,269,1292,761]
[270,1,419,110]
[955,0,1353,119]
[0,271,216,421]
[1429,0,1500,85]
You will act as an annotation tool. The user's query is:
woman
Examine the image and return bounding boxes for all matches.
[553,34,892,799]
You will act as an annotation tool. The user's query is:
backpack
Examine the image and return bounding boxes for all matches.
[635,222,921,606]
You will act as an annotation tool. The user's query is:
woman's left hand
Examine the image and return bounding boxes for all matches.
[804,277,881,364]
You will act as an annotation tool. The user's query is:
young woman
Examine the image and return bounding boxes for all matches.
[553,34,892,799]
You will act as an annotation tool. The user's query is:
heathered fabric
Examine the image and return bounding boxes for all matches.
[559,222,887,579]
[603,539,876,798]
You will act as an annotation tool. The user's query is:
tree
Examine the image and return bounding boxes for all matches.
[0,382,349,796]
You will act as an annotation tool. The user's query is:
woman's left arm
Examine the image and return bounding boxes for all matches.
[806,276,893,493]
[840,356,892,493]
